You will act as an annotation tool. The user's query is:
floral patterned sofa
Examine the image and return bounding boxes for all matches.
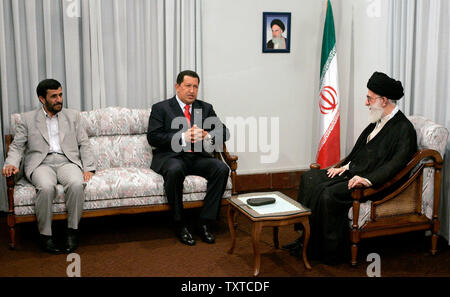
[5,107,238,248]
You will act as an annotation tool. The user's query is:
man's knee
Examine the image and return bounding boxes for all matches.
[35,183,56,204]
[216,162,229,177]
[36,182,56,194]
[164,162,186,180]
[303,169,319,181]
[66,179,84,193]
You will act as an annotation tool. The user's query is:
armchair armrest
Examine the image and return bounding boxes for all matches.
[310,158,346,170]
[351,149,443,200]
[350,149,443,228]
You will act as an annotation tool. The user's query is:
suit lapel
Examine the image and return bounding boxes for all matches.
[169,97,185,118]
[35,109,50,144]
[58,110,67,144]
[169,96,192,128]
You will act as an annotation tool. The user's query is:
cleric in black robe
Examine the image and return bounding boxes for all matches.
[284,72,418,265]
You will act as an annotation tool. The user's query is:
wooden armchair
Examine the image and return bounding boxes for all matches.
[348,149,443,265]
[312,116,448,265]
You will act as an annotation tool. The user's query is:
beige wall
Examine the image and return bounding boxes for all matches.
[202,0,389,174]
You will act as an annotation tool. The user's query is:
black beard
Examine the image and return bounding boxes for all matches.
[45,100,62,114]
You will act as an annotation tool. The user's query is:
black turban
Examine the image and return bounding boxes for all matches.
[367,71,404,100]
[270,19,285,32]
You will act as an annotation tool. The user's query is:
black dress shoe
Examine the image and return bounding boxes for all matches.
[197,224,215,244]
[64,228,79,254]
[39,235,62,254]
[282,236,303,251]
[177,226,196,246]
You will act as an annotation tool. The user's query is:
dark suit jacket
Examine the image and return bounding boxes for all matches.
[343,110,417,186]
[147,97,230,173]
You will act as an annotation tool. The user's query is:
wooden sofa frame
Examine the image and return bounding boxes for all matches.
[4,134,238,249]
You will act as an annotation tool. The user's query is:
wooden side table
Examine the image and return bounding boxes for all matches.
[227,191,312,276]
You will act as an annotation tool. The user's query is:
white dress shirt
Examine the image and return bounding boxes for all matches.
[43,108,63,154]
[176,96,212,148]
[176,95,191,147]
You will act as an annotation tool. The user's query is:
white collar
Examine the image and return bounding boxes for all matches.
[175,95,191,111]
[378,105,399,124]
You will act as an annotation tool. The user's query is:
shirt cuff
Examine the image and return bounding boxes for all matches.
[342,163,350,170]
[181,132,187,147]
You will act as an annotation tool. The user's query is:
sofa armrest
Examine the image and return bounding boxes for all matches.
[6,175,15,213]
[4,134,15,213]
[215,143,238,194]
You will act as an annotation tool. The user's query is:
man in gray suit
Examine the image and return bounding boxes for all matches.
[2,79,95,254]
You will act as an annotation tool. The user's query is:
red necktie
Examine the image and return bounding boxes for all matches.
[184,105,191,127]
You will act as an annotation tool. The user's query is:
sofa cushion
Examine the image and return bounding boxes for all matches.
[89,135,153,170]
[12,168,233,207]
[14,189,233,216]
[85,168,165,201]
[80,107,151,137]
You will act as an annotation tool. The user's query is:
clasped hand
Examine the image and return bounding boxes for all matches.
[184,124,208,143]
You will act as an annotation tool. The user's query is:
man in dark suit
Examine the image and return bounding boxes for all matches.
[283,72,417,264]
[147,70,230,246]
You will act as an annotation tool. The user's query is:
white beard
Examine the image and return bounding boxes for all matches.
[272,36,286,49]
[368,100,384,123]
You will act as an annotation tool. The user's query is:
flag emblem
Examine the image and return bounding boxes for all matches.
[319,86,338,115]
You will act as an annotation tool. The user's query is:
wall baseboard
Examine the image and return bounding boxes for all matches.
[235,170,306,193]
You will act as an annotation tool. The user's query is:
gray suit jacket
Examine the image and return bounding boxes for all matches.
[5,108,96,181]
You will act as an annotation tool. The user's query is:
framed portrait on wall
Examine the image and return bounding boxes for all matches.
[263,12,291,53]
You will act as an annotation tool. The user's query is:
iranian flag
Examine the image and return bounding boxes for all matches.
[316,0,340,168]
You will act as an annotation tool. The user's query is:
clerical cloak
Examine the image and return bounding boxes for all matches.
[297,110,417,264]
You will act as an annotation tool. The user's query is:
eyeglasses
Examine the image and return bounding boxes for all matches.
[366,95,382,102]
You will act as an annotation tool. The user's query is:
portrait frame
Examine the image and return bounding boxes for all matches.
[262,12,291,53]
